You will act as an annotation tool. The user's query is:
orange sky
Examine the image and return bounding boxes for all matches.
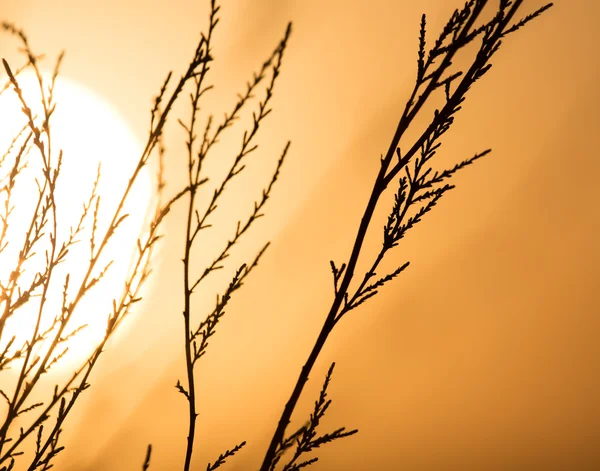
[1,1,599,470]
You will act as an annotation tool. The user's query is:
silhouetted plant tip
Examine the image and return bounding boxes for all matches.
[275,363,358,471]
[206,441,246,471]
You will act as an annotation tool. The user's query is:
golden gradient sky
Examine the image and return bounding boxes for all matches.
[1,1,599,470]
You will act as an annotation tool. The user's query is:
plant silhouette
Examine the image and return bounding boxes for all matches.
[0,0,553,470]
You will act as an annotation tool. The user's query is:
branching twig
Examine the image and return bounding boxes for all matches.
[177,2,291,470]
[259,2,553,469]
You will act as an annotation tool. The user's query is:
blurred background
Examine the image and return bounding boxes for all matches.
[1,0,598,469]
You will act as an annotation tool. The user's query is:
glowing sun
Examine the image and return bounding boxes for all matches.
[0,69,153,370]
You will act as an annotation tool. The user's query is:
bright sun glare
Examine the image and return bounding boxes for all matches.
[0,70,152,370]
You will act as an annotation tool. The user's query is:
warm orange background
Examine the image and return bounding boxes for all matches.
[1,1,599,470]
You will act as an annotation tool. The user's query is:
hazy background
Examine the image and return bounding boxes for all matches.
[1,0,599,469]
